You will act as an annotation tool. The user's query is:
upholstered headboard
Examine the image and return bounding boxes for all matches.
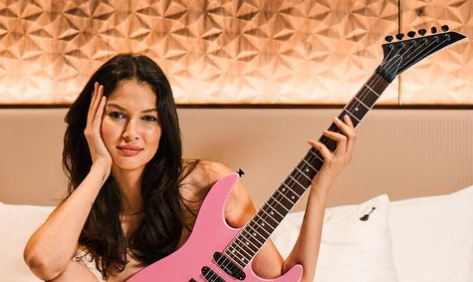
[1,108,472,211]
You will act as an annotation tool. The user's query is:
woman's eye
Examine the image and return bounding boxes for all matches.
[109,112,157,122]
[144,116,158,122]
[109,112,125,119]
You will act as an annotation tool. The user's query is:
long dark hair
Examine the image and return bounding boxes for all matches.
[62,53,200,280]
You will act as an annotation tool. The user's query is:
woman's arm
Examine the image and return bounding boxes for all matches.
[209,115,356,282]
[23,162,110,281]
[24,82,113,281]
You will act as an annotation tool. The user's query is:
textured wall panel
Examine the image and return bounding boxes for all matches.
[400,0,473,105]
[0,0,399,105]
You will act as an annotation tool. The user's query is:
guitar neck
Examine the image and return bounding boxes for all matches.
[224,70,391,268]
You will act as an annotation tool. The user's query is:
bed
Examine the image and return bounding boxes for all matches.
[1,107,472,282]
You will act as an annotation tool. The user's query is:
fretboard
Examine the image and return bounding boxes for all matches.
[224,70,391,269]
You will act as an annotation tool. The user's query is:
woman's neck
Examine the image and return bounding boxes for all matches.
[111,166,144,214]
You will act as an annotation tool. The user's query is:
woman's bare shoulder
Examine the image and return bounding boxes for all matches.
[180,159,256,228]
[179,159,234,202]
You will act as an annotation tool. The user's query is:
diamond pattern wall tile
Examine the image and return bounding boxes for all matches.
[400,0,473,105]
[0,0,401,105]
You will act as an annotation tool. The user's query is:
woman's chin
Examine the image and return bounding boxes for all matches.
[112,159,145,171]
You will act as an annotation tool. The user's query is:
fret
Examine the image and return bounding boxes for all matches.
[232,235,256,255]
[350,77,383,109]
[288,174,308,191]
[226,246,249,266]
[232,241,257,260]
[282,181,304,197]
[248,219,271,237]
[301,158,318,172]
[263,200,286,218]
[343,108,361,123]
[353,96,371,110]
[275,188,296,205]
[267,197,290,215]
[255,210,278,231]
[309,149,324,163]
[231,243,253,262]
[243,224,266,243]
[364,83,380,97]
[234,234,259,254]
[294,166,312,182]
[280,183,301,199]
[343,101,368,124]
[258,207,280,227]
[241,228,264,246]
[232,236,255,256]
[274,190,297,211]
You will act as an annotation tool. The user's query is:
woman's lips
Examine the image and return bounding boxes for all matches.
[118,148,142,156]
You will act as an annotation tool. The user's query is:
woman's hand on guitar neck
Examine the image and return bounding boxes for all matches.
[308,115,356,197]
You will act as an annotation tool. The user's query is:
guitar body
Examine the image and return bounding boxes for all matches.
[127,172,303,282]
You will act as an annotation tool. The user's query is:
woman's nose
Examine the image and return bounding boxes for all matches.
[122,121,139,141]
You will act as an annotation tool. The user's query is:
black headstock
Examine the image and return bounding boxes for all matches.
[378,25,467,82]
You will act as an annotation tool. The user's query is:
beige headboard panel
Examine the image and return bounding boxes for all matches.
[1,108,472,211]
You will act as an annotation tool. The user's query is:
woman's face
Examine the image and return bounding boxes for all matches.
[101,79,161,171]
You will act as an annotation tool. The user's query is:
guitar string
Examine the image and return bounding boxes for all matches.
[205,34,439,282]
[203,33,448,282]
[206,39,404,282]
[205,35,436,281]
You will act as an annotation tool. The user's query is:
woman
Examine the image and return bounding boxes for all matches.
[23,54,356,282]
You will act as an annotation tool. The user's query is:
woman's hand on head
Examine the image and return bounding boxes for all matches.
[307,115,356,197]
[84,82,113,171]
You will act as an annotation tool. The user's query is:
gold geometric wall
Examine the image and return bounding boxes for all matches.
[400,0,473,105]
[0,0,471,105]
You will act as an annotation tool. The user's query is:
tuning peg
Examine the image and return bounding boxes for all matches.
[407,31,416,38]
[396,33,404,40]
[418,28,427,36]
[431,26,437,34]
[441,25,449,32]
[385,35,394,42]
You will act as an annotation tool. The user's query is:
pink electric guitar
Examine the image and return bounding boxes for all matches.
[128,27,466,282]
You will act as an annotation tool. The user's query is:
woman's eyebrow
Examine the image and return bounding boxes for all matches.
[106,103,157,113]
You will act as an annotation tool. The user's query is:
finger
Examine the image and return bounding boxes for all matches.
[341,115,357,156]
[90,84,104,124]
[92,84,103,115]
[322,130,347,155]
[334,116,355,135]
[94,95,107,131]
[308,140,333,165]
[335,116,356,145]
[89,82,98,113]
[344,114,354,128]
[87,82,99,125]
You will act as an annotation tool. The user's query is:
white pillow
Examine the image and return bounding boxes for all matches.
[0,202,55,282]
[0,202,101,281]
[271,194,399,282]
[389,184,473,282]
